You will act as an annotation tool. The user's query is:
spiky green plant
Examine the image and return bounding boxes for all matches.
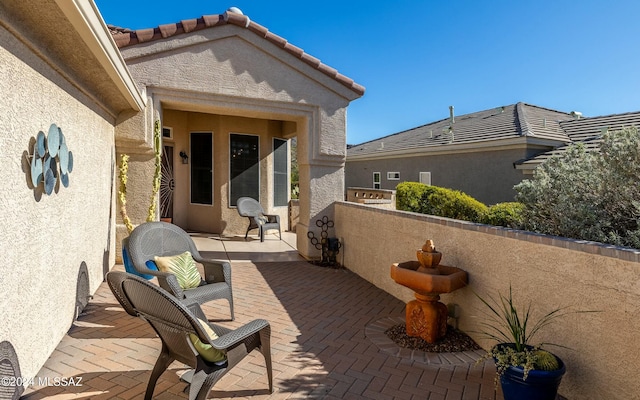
[147,120,162,222]
[534,350,560,371]
[474,286,593,382]
[117,119,163,232]
[118,154,134,234]
[476,286,569,353]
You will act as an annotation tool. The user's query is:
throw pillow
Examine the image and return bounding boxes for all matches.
[154,251,201,289]
[188,318,227,363]
[145,260,158,271]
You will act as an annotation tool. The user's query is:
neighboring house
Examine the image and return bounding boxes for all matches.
[0,0,362,387]
[515,110,640,174]
[346,103,640,205]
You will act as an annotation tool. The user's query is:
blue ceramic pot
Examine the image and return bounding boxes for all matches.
[497,345,566,400]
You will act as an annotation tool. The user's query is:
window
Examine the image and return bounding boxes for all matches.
[230,134,259,207]
[190,132,212,205]
[419,172,432,185]
[273,138,288,207]
[373,172,381,189]
[162,127,173,139]
[387,172,400,180]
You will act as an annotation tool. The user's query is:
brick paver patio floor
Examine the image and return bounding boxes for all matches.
[22,233,501,400]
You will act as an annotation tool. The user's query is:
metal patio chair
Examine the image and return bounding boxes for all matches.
[105,271,273,400]
[236,197,281,242]
[127,221,234,320]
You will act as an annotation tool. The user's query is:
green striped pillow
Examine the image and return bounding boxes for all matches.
[189,317,227,363]
[154,251,201,289]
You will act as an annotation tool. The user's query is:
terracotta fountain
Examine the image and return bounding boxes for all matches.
[390,240,468,343]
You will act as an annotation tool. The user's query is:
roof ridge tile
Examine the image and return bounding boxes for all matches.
[158,23,177,38]
[202,14,223,27]
[516,102,533,136]
[223,10,250,28]
[180,18,198,33]
[135,28,155,43]
[247,21,269,38]
[264,30,287,48]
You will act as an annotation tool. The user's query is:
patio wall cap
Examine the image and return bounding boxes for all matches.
[336,201,640,263]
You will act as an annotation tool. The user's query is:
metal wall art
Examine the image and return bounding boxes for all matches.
[29,124,73,195]
[307,216,343,268]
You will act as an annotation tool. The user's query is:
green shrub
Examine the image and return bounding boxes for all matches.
[482,202,524,228]
[422,186,488,221]
[396,182,436,212]
[396,182,488,222]
[515,126,640,248]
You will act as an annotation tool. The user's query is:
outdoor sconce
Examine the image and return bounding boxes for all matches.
[179,151,188,164]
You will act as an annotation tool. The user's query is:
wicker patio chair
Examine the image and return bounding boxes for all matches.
[127,221,234,320]
[106,271,273,400]
[236,197,281,242]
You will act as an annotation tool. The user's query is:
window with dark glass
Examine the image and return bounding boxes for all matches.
[230,134,259,206]
[273,138,288,207]
[190,132,212,205]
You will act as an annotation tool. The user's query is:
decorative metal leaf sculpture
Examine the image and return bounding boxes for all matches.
[27,123,73,195]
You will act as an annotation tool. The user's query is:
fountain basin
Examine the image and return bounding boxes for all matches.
[390,260,468,343]
[390,261,467,296]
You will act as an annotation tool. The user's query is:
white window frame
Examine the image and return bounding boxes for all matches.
[229,132,260,207]
[387,171,400,180]
[272,137,289,208]
[162,126,173,139]
[373,172,381,189]
[419,172,432,185]
[189,131,214,206]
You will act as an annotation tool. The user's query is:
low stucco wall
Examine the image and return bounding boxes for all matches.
[1,21,117,382]
[334,201,640,400]
[346,187,396,209]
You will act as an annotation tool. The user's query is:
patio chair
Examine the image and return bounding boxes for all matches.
[236,197,281,242]
[105,271,273,400]
[127,221,234,320]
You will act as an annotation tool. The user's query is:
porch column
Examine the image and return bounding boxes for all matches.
[295,110,347,260]
[113,93,158,260]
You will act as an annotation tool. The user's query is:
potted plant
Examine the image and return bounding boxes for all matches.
[475,286,575,400]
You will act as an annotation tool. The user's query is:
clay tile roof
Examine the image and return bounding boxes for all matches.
[107,10,365,96]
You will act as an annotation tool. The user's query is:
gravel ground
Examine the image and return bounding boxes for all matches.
[385,324,481,353]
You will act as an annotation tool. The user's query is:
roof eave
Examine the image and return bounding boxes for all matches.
[347,136,565,161]
[55,0,145,112]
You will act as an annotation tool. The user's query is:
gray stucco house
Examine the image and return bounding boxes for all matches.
[346,103,640,205]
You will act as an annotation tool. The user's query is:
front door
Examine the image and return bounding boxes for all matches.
[160,145,174,220]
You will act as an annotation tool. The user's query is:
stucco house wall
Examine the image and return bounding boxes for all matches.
[346,147,543,205]
[0,0,143,385]
[113,13,364,258]
[161,110,289,234]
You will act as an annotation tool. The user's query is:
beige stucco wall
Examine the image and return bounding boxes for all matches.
[161,109,289,234]
[116,24,359,258]
[1,23,117,381]
[335,201,640,400]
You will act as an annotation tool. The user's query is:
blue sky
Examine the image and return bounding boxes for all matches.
[95,0,640,145]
